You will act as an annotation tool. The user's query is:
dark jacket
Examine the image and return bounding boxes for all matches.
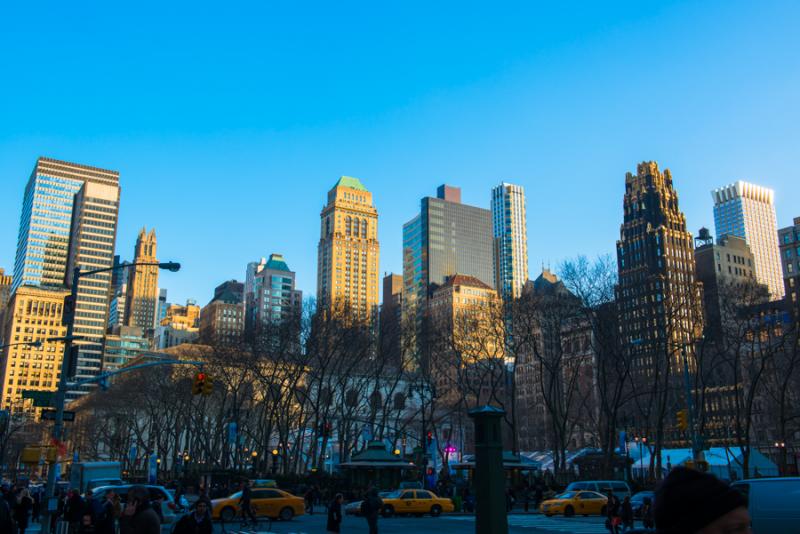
[621,500,633,522]
[173,511,213,534]
[65,494,85,522]
[326,500,342,532]
[15,495,33,528]
[119,501,161,534]
[362,494,383,518]
[95,500,116,534]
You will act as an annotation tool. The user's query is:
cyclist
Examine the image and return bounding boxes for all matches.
[238,480,257,525]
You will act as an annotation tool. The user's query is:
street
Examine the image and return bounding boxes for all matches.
[207,513,611,534]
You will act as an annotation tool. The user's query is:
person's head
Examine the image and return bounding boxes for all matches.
[194,500,208,516]
[106,490,116,501]
[127,486,150,508]
[85,489,93,499]
[20,488,30,498]
[335,493,343,503]
[654,467,750,534]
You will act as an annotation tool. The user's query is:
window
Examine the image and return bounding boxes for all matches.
[415,491,432,499]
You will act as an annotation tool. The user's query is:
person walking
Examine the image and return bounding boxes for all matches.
[119,486,161,534]
[605,491,621,534]
[304,487,315,515]
[361,488,383,534]
[173,500,212,534]
[640,496,654,530]
[15,488,34,534]
[620,495,633,533]
[326,493,343,533]
[94,490,118,534]
[64,489,85,534]
[237,480,257,524]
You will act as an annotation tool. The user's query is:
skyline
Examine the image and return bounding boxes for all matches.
[2,1,799,304]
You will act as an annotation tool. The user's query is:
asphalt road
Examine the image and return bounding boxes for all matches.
[209,513,613,533]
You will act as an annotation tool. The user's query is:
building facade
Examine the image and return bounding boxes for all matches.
[380,273,403,367]
[317,177,380,322]
[694,229,761,339]
[103,325,149,372]
[12,157,119,292]
[245,254,302,333]
[153,300,200,349]
[616,162,704,438]
[491,183,528,300]
[0,285,69,410]
[199,280,245,344]
[712,181,784,299]
[124,228,160,334]
[0,269,12,344]
[778,216,800,320]
[64,175,121,400]
[402,185,494,345]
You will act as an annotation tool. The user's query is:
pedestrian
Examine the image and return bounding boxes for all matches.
[326,493,343,533]
[94,490,117,534]
[304,487,315,515]
[620,495,633,533]
[605,491,621,534]
[237,480,256,524]
[173,500,212,534]
[119,486,161,534]
[505,489,515,512]
[15,488,34,534]
[653,467,749,534]
[360,488,383,534]
[0,494,13,534]
[640,496,654,530]
[65,489,85,534]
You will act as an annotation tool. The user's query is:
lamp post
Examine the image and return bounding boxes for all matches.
[251,450,258,475]
[43,261,180,526]
[774,441,786,475]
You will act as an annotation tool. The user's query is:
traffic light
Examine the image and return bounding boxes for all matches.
[201,374,213,396]
[192,372,206,395]
[676,409,688,431]
[426,431,433,446]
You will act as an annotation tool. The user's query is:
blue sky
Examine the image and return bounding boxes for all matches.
[1,1,798,304]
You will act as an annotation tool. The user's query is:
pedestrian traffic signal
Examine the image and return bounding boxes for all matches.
[201,374,213,396]
[676,409,688,431]
[192,372,207,395]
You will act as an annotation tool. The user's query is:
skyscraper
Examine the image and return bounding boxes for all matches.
[380,273,403,366]
[65,177,121,399]
[0,269,11,344]
[317,177,380,322]
[616,162,703,374]
[246,254,302,331]
[125,228,159,334]
[778,216,800,320]
[12,157,119,292]
[199,280,245,344]
[402,185,494,330]
[491,182,528,300]
[712,181,784,299]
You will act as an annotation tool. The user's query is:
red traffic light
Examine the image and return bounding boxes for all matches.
[197,372,206,381]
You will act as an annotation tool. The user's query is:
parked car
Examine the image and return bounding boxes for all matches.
[540,490,608,517]
[566,480,632,498]
[92,484,179,525]
[631,491,655,518]
[344,491,394,516]
[731,477,800,534]
[210,488,304,522]
[380,489,454,517]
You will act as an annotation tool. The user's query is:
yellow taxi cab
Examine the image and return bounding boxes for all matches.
[380,489,455,517]
[540,490,608,517]
[211,488,305,522]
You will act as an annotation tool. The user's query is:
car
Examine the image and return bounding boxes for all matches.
[344,491,394,516]
[92,484,180,525]
[540,490,608,517]
[630,491,655,518]
[731,477,800,534]
[566,480,632,499]
[210,488,305,522]
[380,489,455,517]
[166,489,190,511]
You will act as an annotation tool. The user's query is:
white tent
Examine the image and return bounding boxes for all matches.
[635,447,778,480]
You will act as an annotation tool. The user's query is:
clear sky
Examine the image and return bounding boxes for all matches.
[1,0,798,305]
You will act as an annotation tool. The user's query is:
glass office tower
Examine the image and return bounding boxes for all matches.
[491,183,528,300]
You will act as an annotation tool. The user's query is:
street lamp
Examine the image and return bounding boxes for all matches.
[43,260,181,525]
[775,442,786,475]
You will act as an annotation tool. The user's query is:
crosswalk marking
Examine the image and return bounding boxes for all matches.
[445,514,608,533]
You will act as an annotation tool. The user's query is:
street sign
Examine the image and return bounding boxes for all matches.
[22,390,54,407]
[41,410,75,422]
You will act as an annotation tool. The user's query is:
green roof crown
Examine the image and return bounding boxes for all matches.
[335,176,368,192]
[266,253,291,272]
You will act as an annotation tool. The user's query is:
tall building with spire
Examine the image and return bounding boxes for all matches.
[616,162,703,378]
[712,181,784,299]
[317,177,380,322]
[491,182,528,300]
[124,228,159,334]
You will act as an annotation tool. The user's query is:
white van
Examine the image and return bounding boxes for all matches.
[731,477,800,534]
[566,480,631,498]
